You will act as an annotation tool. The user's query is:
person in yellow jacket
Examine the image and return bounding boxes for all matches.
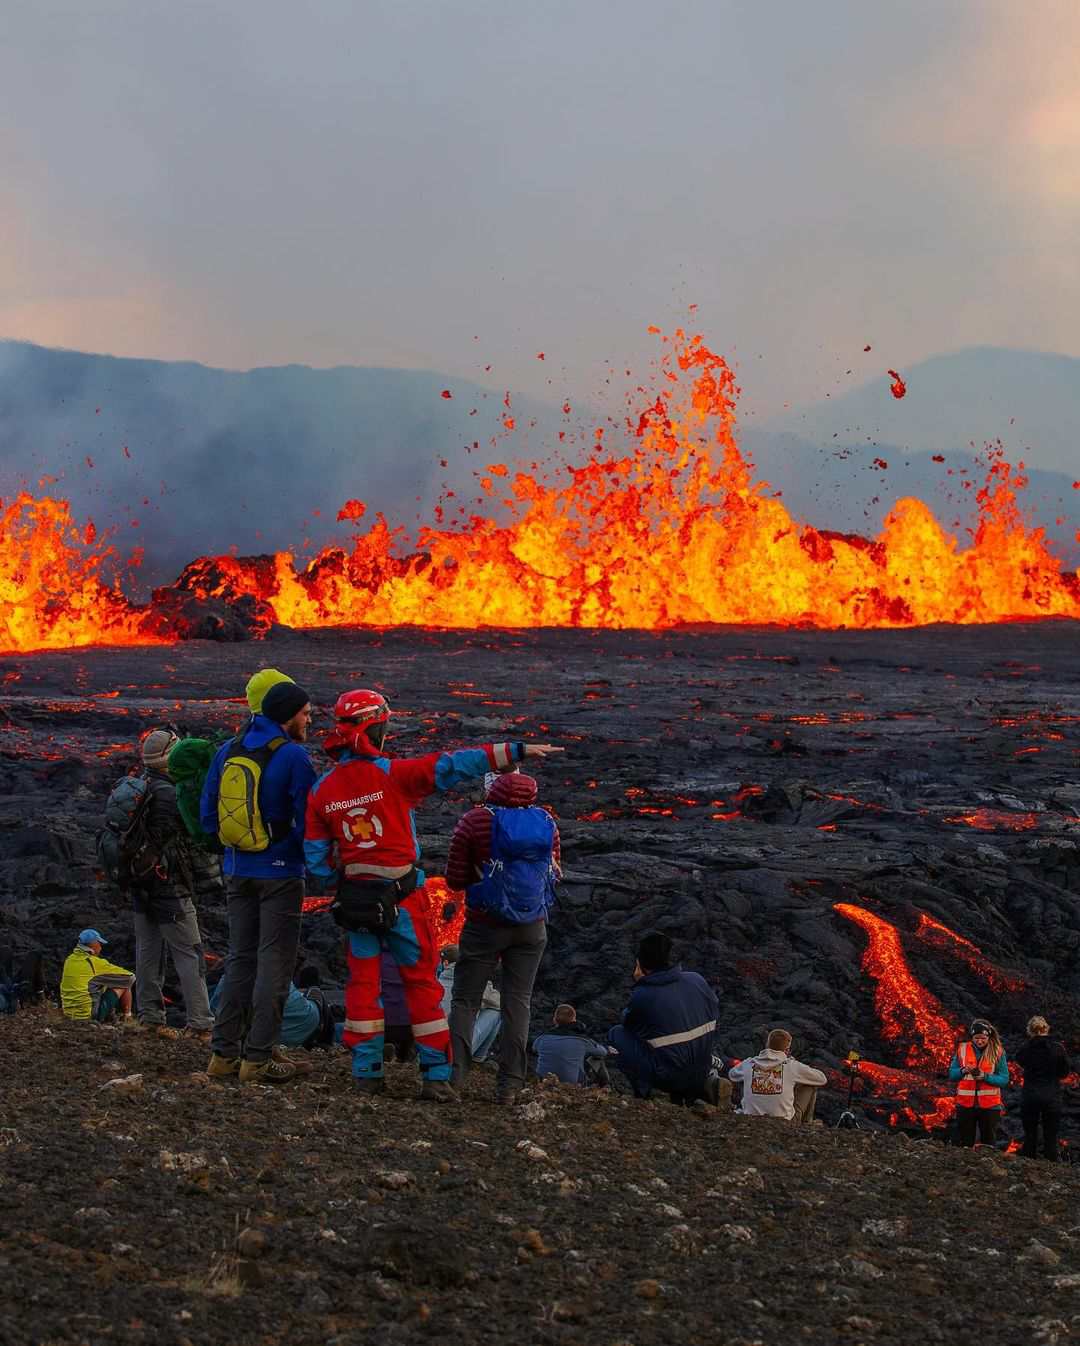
[60,929,136,1022]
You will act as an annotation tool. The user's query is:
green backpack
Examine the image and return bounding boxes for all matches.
[167,737,223,850]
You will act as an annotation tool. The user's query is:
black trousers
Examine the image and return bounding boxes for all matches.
[955,1107,999,1147]
[211,876,303,1063]
[1021,1100,1062,1161]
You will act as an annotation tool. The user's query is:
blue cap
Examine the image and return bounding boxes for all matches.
[78,928,107,946]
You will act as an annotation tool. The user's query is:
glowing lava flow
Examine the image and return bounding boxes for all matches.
[913,912,1027,994]
[4,329,1080,653]
[833,902,961,1068]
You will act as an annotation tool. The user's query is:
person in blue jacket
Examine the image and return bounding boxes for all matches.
[199,679,316,1086]
[608,932,719,1104]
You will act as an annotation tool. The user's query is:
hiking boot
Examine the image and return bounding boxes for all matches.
[206,1053,241,1078]
[355,1077,387,1097]
[156,1025,181,1041]
[494,1085,525,1107]
[239,1057,298,1086]
[272,1046,314,1075]
[704,1074,721,1108]
[118,1016,144,1030]
[181,1027,213,1044]
[418,1079,459,1104]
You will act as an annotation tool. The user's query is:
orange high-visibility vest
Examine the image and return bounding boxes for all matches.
[955,1040,1002,1109]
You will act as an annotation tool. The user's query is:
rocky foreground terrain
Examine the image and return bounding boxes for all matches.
[1,621,1079,1341]
[3,1011,1080,1346]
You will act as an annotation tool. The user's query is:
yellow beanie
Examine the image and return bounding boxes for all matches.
[245,668,295,713]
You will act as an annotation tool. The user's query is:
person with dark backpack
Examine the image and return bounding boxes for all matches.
[445,769,561,1104]
[129,729,212,1041]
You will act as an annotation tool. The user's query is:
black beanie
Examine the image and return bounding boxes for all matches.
[261,681,310,725]
[637,931,673,974]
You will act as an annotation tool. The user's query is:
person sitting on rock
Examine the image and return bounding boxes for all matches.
[728,1028,827,1121]
[607,932,720,1104]
[60,929,136,1023]
[1015,1015,1070,1162]
[445,769,562,1105]
[304,688,562,1103]
[948,1018,1009,1148]
[534,1003,611,1086]
[132,728,213,1043]
[438,945,502,1064]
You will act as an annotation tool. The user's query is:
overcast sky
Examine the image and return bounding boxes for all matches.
[4,0,1080,423]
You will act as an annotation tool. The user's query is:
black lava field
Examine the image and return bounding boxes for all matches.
[1,622,1078,1139]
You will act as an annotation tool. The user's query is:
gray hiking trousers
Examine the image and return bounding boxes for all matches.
[134,898,212,1030]
[450,916,547,1092]
[211,876,303,1064]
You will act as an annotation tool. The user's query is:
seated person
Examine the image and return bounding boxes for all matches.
[607,932,718,1103]
[209,973,320,1050]
[60,929,135,1023]
[438,946,501,1062]
[728,1028,827,1122]
[533,1003,611,1086]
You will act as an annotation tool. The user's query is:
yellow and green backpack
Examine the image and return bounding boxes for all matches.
[217,735,287,851]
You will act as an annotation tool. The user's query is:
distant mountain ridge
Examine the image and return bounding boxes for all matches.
[0,341,558,588]
[1,341,1077,591]
[765,346,1080,477]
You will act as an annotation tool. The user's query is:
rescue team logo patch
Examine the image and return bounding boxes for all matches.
[750,1062,784,1096]
[342,806,384,849]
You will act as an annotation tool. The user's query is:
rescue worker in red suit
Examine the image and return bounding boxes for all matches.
[304,689,562,1101]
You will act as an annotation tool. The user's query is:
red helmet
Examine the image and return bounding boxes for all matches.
[332,688,390,757]
[334,689,390,726]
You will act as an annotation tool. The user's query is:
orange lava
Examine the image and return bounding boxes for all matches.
[942,808,1040,832]
[834,902,961,1068]
[4,329,1080,653]
[914,912,1027,993]
[0,493,167,653]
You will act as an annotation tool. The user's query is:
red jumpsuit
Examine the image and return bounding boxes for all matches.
[304,734,525,1080]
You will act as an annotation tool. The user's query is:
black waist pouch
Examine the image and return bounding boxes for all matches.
[332,869,418,935]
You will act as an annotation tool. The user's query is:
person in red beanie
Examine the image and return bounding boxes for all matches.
[304,690,561,1102]
[446,769,561,1104]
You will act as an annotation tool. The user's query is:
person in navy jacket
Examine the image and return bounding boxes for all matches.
[200,679,316,1086]
[608,932,719,1103]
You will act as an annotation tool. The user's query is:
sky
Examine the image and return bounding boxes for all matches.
[4,0,1080,427]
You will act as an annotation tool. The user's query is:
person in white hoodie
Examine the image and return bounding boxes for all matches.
[728,1028,827,1122]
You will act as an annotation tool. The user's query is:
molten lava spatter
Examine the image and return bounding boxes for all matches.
[834,902,960,1068]
[4,329,1080,653]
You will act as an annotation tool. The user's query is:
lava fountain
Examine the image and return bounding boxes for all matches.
[3,329,1079,653]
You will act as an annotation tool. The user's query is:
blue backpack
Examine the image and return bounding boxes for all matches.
[466,806,557,924]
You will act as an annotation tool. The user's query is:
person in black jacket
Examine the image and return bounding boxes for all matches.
[1014,1014,1070,1162]
[132,729,212,1041]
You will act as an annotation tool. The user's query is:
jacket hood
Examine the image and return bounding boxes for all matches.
[245,668,294,714]
[246,714,294,748]
[752,1048,788,1064]
[168,737,217,781]
[638,965,683,986]
[322,727,389,761]
[487,773,538,807]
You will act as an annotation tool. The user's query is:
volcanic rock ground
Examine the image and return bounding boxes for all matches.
[2,623,1080,1344]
